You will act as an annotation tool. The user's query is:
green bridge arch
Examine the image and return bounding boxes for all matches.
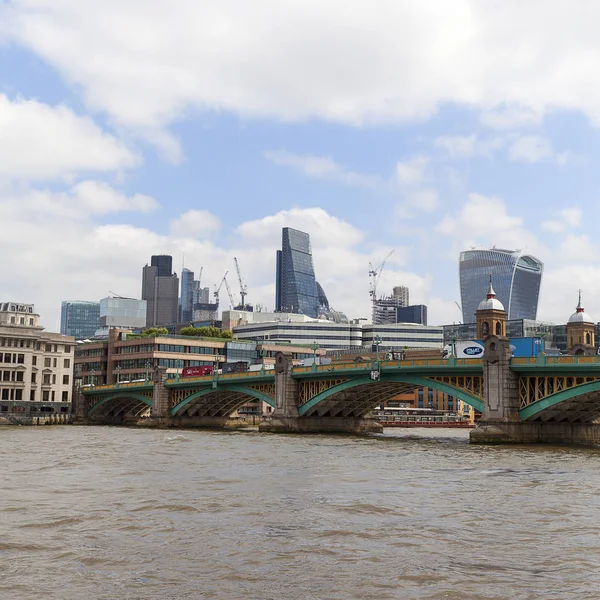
[519,379,600,421]
[88,392,153,416]
[170,384,276,416]
[298,374,485,417]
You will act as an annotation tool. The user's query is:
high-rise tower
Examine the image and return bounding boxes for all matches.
[275,227,328,318]
[142,255,179,327]
[459,248,543,323]
[180,268,194,323]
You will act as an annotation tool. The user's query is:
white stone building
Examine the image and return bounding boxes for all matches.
[0,302,74,421]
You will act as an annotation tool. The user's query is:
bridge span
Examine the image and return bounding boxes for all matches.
[74,337,600,446]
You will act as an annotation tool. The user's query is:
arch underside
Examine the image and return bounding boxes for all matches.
[171,387,274,418]
[88,395,152,421]
[300,378,482,418]
[522,389,600,423]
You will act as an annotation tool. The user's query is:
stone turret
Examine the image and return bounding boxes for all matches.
[476,275,507,339]
[567,290,595,355]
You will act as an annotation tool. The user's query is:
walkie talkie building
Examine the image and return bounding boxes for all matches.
[459,248,543,323]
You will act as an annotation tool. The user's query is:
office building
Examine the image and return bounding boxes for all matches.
[397,305,428,325]
[151,254,173,277]
[60,300,100,340]
[96,297,147,336]
[142,255,179,327]
[180,268,194,322]
[373,286,410,325]
[459,248,543,322]
[363,323,443,350]
[0,302,74,420]
[275,227,328,318]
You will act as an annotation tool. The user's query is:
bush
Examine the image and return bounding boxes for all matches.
[179,326,233,339]
[141,327,169,337]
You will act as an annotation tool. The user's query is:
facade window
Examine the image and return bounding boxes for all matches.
[52,374,56,384]
[17,354,24,364]
[32,356,37,366]
[62,375,69,385]
[1,389,8,400]
[43,374,51,385]
[30,390,35,401]
[64,359,70,368]
[31,373,36,383]
[64,345,71,353]
[45,344,51,352]
[15,389,22,401]
[51,391,55,401]
[44,358,51,368]
[62,391,69,402]
[42,391,49,401]
[16,372,23,382]
[2,372,8,381]
[19,317,24,325]
[29,318,34,326]
[53,358,57,367]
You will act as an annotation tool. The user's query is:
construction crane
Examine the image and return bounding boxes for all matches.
[214,271,228,307]
[223,274,236,310]
[369,250,395,314]
[233,257,248,310]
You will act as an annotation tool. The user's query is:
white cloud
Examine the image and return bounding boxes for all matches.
[0,94,138,180]
[404,189,439,212]
[479,105,544,129]
[508,135,555,163]
[541,207,582,233]
[434,135,505,158]
[264,150,381,189]
[7,2,600,143]
[170,209,222,238]
[395,155,429,186]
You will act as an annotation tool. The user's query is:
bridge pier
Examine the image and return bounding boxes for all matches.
[259,352,383,435]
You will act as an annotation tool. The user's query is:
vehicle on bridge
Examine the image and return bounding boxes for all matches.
[182,366,214,378]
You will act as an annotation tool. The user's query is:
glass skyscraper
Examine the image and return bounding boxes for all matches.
[275,227,328,318]
[459,248,543,323]
[60,300,100,339]
[180,268,194,322]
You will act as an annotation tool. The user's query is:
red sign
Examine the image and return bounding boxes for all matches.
[182,366,213,378]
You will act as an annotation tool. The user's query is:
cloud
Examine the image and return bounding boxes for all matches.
[395,155,429,186]
[434,135,506,159]
[541,207,582,233]
[7,1,600,144]
[508,135,554,163]
[264,150,381,189]
[0,94,138,180]
[170,209,222,238]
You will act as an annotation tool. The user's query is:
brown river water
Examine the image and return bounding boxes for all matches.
[1,426,600,600]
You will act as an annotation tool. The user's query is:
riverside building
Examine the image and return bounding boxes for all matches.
[142,254,179,327]
[0,302,74,422]
[60,300,100,339]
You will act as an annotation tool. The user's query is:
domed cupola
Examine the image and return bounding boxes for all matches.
[567,290,596,354]
[476,274,507,339]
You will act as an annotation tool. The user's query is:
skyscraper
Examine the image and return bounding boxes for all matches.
[373,286,410,324]
[180,268,194,322]
[142,255,179,327]
[275,227,328,318]
[60,300,100,339]
[459,248,543,323]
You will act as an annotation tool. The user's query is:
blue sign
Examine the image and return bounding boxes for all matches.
[464,346,483,356]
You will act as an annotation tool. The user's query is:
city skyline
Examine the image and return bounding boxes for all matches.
[4,3,600,329]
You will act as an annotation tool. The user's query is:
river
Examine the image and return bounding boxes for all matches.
[1,426,600,600]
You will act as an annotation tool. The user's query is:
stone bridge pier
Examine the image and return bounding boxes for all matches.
[259,352,383,435]
[471,336,600,447]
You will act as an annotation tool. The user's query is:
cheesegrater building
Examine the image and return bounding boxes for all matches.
[459,248,543,323]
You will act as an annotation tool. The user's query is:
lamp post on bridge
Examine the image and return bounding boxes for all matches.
[374,335,382,364]
[115,365,121,387]
[311,340,319,372]
[90,369,95,388]
[371,335,382,381]
[259,348,265,375]
[145,360,151,383]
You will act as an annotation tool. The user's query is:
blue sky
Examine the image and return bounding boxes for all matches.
[2,1,600,329]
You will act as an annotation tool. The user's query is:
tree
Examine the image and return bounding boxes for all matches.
[179,326,233,339]
[141,327,169,337]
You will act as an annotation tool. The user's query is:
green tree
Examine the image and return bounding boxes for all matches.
[141,327,169,337]
[179,326,233,339]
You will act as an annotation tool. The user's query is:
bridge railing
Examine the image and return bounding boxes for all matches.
[165,370,274,385]
[512,355,600,366]
[82,381,153,393]
[292,358,482,374]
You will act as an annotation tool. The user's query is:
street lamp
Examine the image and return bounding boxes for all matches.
[374,335,382,363]
[115,365,121,386]
[145,360,151,383]
[90,369,95,388]
[311,341,319,371]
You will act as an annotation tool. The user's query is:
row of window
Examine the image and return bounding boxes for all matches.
[158,344,225,355]
[157,359,216,368]
[76,348,107,357]
[0,389,70,401]
[116,344,155,354]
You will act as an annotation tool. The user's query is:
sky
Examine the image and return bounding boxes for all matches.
[2,0,600,330]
